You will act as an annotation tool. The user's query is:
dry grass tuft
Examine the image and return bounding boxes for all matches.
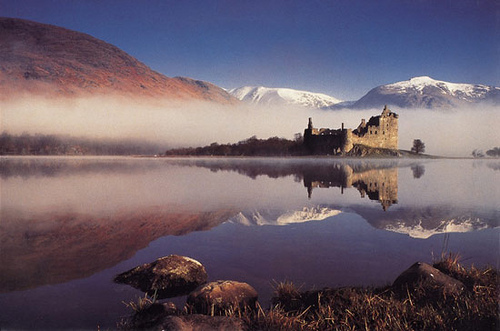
[118,257,498,330]
[121,291,157,313]
[242,257,498,330]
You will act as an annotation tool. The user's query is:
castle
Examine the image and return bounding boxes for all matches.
[304,106,399,155]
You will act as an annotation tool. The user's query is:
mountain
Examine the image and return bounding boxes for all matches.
[229,206,342,226]
[348,76,500,109]
[0,17,237,103]
[229,86,342,108]
[228,205,494,239]
[351,204,496,239]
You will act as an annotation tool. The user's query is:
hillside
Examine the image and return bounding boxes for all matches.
[0,17,237,103]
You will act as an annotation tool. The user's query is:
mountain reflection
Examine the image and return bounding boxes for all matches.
[0,207,236,292]
[1,157,496,293]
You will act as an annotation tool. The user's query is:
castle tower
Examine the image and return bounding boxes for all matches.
[382,104,390,116]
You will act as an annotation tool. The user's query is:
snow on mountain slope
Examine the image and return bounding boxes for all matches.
[228,205,493,239]
[385,218,488,239]
[229,86,343,108]
[229,206,342,226]
[385,76,497,100]
[350,76,500,109]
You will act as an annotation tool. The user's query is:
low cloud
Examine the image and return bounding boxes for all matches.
[1,95,498,156]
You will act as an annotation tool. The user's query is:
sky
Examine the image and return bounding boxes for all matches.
[1,0,498,101]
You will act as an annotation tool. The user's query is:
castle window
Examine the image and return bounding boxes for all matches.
[383,131,385,135]
[375,131,377,134]
[370,130,373,134]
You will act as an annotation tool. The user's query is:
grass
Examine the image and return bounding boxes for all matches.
[241,255,498,330]
[119,255,498,330]
[121,291,157,313]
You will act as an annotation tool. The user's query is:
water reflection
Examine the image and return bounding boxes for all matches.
[0,157,498,289]
[411,163,425,179]
[0,207,236,292]
[303,163,398,211]
[0,156,498,329]
[165,158,402,210]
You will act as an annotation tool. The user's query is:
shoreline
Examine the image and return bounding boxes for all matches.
[119,254,499,330]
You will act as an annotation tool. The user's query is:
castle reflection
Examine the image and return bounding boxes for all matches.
[303,164,398,210]
[0,157,403,211]
[160,158,402,211]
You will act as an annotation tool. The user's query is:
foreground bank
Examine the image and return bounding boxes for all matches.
[116,254,498,330]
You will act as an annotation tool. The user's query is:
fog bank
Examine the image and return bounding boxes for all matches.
[1,95,498,156]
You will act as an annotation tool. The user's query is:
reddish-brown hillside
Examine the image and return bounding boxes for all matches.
[0,17,237,103]
[0,207,237,292]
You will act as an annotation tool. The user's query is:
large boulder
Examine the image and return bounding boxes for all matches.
[187,280,258,315]
[392,262,465,295]
[114,255,207,299]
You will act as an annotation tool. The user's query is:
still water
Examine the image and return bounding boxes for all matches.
[0,156,498,329]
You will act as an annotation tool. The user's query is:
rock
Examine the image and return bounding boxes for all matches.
[187,280,258,315]
[128,304,244,330]
[114,255,207,299]
[159,315,244,331]
[392,262,465,295]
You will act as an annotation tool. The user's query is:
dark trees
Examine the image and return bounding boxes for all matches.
[411,139,425,155]
[164,136,306,157]
[472,149,485,158]
[486,147,500,157]
[0,132,162,155]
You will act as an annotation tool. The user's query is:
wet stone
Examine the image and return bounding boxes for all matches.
[114,255,208,299]
[392,262,465,295]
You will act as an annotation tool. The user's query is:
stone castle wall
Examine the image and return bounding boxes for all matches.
[304,106,398,154]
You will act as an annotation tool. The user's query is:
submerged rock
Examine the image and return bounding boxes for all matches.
[114,255,208,299]
[187,280,258,315]
[392,262,465,295]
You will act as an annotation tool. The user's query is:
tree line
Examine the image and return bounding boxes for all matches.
[472,147,500,158]
[0,132,163,156]
[164,135,306,157]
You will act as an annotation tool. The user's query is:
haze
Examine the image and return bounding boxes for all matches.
[1,96,498,157]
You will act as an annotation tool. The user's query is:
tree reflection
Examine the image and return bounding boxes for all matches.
[411,164,425,179]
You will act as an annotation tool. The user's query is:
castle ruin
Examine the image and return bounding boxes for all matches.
[304,106,399,155]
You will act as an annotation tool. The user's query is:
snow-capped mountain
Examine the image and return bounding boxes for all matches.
[229,86,343,108]
[349,76,500,109]
[229,206,342,226]
[352,204,497,239]
[385,218,488,239]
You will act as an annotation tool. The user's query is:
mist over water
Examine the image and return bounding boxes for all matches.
[1,95,498,156]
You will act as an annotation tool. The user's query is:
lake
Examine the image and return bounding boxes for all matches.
[0,156,498,330]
